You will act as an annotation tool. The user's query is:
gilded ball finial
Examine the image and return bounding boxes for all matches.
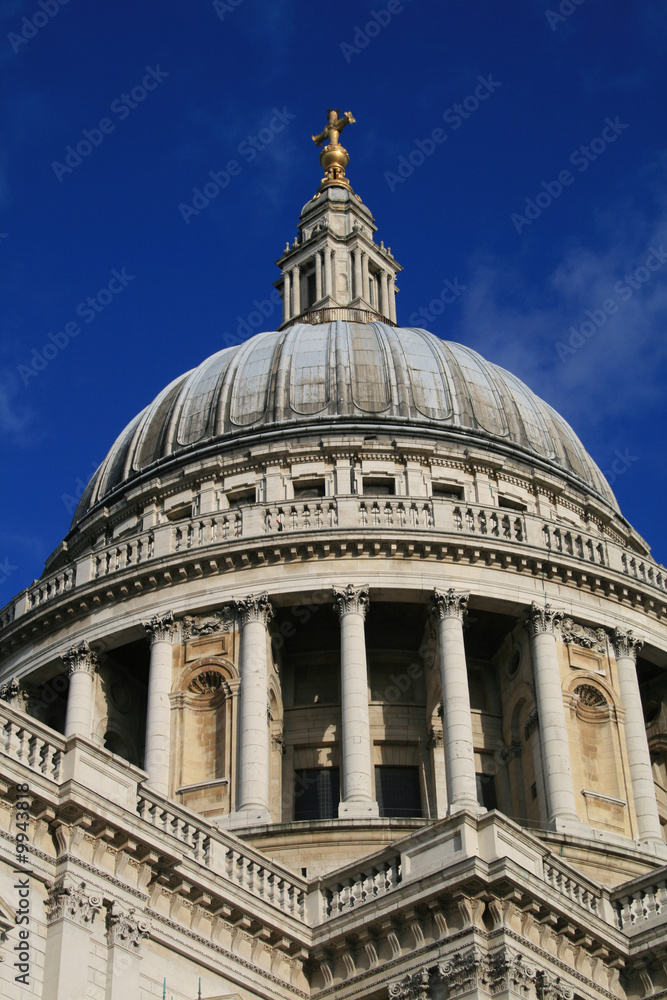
[312,108,356,191]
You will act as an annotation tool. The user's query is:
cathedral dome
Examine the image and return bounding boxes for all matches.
[75,321,615,523]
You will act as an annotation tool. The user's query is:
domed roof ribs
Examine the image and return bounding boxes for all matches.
[275,110,403,329]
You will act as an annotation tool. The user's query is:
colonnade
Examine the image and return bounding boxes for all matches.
[281,249,398,323]
[58,590,664,848]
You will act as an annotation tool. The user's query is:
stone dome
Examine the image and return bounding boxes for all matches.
[74,322,614,523]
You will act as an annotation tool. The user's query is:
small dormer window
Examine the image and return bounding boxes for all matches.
[363,477,395,496]
[294,479,325,499]
[227,488,255,507]
[498,496,527,512]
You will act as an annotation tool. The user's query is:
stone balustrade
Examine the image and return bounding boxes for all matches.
[224,846,306,919]
[137,791,211,865]
[543,859,601,914]
[324,855,402,915]
[612,872,667,932]
[0,702,65,783]
[1,495,666,633]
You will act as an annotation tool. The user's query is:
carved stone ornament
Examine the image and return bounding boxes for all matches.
[611,627,644,661]
[61,641,99,677]
[427,727,444,749]
[142,610,176,645]
[45,879,102,927]
[106,902,150,951]
[388,968,431,1000]
[523,602,564,637]
[188,670,224,695]
[438,947,483,996]
[501,740,522,761]
[430,588,469,621]
[486,949,537,994]
[234,592,274,627]
[332,584,370,619]
[536,970,575,1000]
[560,617,607,652]
[0,676,32,710]
[574,683,608,708]
[180,607,235,639]
[524,710,539,740]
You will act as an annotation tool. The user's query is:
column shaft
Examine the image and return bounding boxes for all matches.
[292,266,301,316]
[353,248,362,300]
[329,251,337,303]
[324,249,332,297]
[524,603,579,829]
[362,253,369,305]
[62,642,97,739]
[282,270,291,323]
[431,590,479,813]
[234,593,273,825]
[613,628,664,846]
[334,585,378,818]
[315,251,322,302]
[389,276,397,322]
[143,612,175,795]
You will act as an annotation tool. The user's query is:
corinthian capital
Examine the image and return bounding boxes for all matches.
[234,592,273,627]
[106,902,150,951]
[430,588,469,621]
[523,602,564,637]
[612,627,644,661]
[142,611,176,645]
[61,641,98,677]
[332,584,369,619]
[46,878,102,926]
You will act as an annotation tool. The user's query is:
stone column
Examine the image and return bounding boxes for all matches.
[329,251,337,303]
[43,878,102,1000]
[282,269,291,323]
[333,584,379,818]
[233,592,273,825]
[361,252,369,304]
[315,251,322,302]
[324,249,332,298]
[389,275,397,322]
[62,641,98,739]
[430,589,479,813]
[353,248,363,301]
[523,603,580,830]
[292,266,301,317]
[105,902,150,1000]
[612,628,664,848]
[381,271,390,318]
[142,611,176,796]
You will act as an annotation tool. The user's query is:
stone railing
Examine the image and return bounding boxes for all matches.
[137,791,211,866]
[543,859,601,915]
[224,846,306,920]
[0,701,65,783]
[612,872,667,932]
[3,495,667,630]
[323,855,402,916]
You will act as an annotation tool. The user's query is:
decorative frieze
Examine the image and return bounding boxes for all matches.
[611,627,644,661]
[181,607,235,639]
[106,901,150,951]
[46,878,102,926]
[560,617,607,652]
[430,588,469,621]
[142,610,176,645]
[61,640,98,676]
[332,583,369,619]
[523,602,563,637]
[234,592,274,627]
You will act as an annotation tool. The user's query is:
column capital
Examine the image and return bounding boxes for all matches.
[45,878,102,927]
[61,640,99,677]
[333,583,369,619]
[234,592,273,627]
[430,588,469,621]
[106,902,150,952]
[612,627,644,661]
[142,610,176,645]
[523,601,564,637]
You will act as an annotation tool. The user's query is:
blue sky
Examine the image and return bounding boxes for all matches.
[1,0,666,599]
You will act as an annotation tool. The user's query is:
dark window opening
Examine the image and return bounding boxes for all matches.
[498,496,527,512]
[432,483,464,500]
[476,773,498,810]
[306,271,317,308]
[375,765,422,818]
[293,661,340,705]
[166,501,192,522]
[227,488,255,507]
[363,477,395,496]
[294,768,340,820]
[531,782,538,800]
[293,479,325,500]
